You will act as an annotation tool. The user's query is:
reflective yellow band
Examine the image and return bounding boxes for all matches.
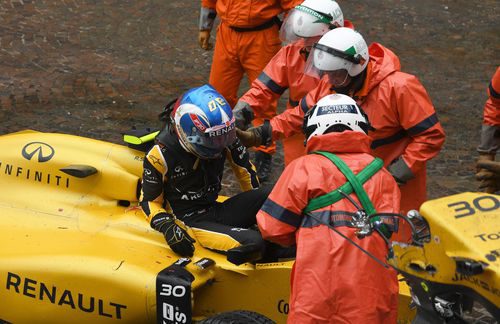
[123,131,160,145]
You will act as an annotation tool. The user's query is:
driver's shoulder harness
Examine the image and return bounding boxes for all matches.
[303,151,398,237]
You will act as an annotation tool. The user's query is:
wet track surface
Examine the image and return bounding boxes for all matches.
[0,2,499,321]
[1,0,498,200]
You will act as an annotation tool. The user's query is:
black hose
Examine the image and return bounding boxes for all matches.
[368,212,428,246]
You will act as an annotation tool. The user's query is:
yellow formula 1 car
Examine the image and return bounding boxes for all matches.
[388,193,499,323]
[0,130,495,323]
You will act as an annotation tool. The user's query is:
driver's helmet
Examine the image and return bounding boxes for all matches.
[280,0,344,46]
[303,93,370,143]
[304,27,369,81]
[172,84,236,159]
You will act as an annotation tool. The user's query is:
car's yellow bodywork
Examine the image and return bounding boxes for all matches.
[389,192,499,314]
[0,131,418,323]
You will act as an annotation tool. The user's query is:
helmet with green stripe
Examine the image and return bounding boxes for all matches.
[279,0,344,45]
[304,27,369,86]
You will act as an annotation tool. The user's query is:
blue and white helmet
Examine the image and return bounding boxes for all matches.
[172,84,236,159]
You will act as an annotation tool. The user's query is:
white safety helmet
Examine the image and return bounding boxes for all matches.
[303,93,370,143]
[279,0,344,46]
[304,27,369,85]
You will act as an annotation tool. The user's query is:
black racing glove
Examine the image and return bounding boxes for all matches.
[151,213,195,257]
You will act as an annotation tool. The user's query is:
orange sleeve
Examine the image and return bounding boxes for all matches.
[392,73,445,174]
[370,169,401,214]
[239,47,290,116]
[257,159,309,246]
[478,67,500,154]
[483,67,500,126]
[201,0,216,9]
[269,100,306,140]
[344,20,355,29]
[269,79,327,140]
[279,0,303,11]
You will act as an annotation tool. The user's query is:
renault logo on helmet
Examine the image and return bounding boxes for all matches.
[21,142,55,162]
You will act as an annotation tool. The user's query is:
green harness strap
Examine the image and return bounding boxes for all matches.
[304,151,384,215]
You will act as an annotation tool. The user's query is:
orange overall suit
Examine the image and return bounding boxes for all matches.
[477,67,500,192]
[269,43,445,231]
[482,67,500,132]
[257,131,400,323]
[200,0,301,155]
[238,21,354,165]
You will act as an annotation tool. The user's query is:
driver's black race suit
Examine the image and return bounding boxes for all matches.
[140,129,269,253]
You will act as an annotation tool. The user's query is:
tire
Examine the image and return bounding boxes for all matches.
[198,310,275,324]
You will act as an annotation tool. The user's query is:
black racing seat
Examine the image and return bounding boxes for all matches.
[226,243,262,266]
[226,242,297,265]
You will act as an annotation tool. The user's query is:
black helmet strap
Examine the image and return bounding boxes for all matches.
[313,43,362,64]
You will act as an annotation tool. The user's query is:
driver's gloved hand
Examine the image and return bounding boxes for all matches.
[151,213,195,257]
[236,120,272,148]
[233,100,255,130]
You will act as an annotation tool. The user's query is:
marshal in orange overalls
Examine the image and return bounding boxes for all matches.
[257,131,400,323]
[269,43,446,236]
[200,0,302,155]
[476,66,500,192]
[239,20,354,165]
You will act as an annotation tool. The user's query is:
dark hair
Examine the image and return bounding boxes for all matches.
[324,124,352,134]
[158,97,178,128]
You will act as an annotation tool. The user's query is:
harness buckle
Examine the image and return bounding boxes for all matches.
[352,210,372,238]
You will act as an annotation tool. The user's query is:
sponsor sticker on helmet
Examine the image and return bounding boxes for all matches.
[207,122,235,138]
[295,5,331,24]
[189,114,207,132]
[317,104,358,115]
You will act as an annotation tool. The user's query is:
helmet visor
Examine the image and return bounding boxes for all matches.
[182,120,236,159]
[304,43,354,84]
[323,70,349,87]
[304,46,323,79]
[279,6,331,44]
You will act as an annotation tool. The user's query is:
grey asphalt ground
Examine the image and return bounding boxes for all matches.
[1,0,498,200]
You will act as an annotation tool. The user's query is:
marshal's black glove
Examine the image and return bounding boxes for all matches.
[151,213,195,257]
[476,153,500,193]
[476,155,500,193]
[236,120,272,148]
[233,100,255,130]
[387,156,415,186]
